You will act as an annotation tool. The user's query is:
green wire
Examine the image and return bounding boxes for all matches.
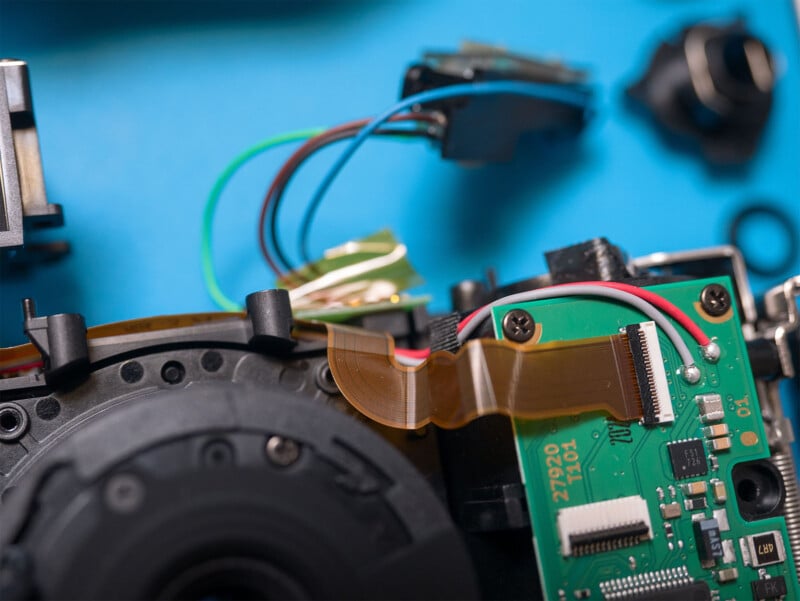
[201,127,326,311]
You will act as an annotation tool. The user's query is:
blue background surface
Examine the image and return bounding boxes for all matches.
[1,0,798,429]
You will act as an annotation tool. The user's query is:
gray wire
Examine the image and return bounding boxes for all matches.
[456,285,696,368]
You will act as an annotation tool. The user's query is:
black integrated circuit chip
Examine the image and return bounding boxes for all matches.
[667,439,708,479]
[751,576,787,600]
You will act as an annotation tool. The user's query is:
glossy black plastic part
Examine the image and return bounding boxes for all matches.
[627,19,775,164]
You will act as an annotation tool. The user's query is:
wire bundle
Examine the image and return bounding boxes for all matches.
[258,114,443,279]
[202,80,592,311]
[199,81,712,382]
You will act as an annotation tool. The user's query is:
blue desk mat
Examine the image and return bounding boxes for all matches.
[1,1,798,432]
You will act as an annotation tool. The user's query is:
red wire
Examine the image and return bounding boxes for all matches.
[405,280,712,359]
[457,307,482,333]
[395,348,431,359]
[555,281,711,346]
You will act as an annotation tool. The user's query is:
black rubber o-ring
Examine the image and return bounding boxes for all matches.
[729,203,799,277]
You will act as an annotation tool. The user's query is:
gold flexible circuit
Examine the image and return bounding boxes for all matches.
[317,322,644,430]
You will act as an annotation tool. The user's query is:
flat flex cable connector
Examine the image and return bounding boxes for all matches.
[321,323,646,429]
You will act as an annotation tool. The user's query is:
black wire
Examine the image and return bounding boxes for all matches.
[268,128,359,275]
[269,127,439,276]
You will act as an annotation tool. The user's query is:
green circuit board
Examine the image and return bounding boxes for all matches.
[492,277,798,601]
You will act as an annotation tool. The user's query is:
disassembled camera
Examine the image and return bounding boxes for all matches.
[1,45,798,601]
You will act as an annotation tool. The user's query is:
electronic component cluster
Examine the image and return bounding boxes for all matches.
[500,273,797,600]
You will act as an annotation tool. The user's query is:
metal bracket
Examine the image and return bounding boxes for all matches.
[631,245,757,338]
[0,59,67,264]
[761,275,800,381]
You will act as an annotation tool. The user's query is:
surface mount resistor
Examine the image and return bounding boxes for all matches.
[708,437,732,452]
[711,479,727,503]
[685,497,708,511]
[682,481,708,496]
[703,423,730,438]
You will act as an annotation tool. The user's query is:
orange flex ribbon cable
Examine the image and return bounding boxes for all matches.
[317,322,646,430]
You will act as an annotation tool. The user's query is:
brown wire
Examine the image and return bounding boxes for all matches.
[257,113,442,283]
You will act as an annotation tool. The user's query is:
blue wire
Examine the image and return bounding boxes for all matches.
[298,80,593,265]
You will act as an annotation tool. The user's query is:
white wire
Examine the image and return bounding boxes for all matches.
[289,244,407,303]
[456,285,696,368]
[395,354,426,367]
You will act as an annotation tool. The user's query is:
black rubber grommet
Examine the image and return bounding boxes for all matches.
[729,203,799,277]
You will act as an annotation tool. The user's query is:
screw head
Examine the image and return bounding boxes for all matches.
[265,435,300,467]
[501,309,535,342]
[700,284,732,317]
[160,361,185,385]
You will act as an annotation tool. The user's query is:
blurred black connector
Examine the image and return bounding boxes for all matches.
[401,42,593,163]
[627,19,775,165]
